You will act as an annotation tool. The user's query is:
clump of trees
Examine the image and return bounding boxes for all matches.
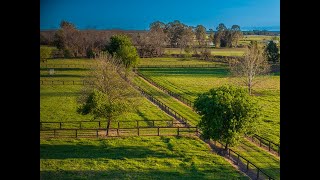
[194,85,261,150]
[265,41,280,63]
[105,34,139,70]
[228,41,270,95]
[214,23,243,48]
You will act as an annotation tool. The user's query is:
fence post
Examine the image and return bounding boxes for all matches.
[118,121,120,129]
[246,161,249,172]
[117,128,119,136]
[138,127,140,136]
[59,122,62,129]
[99,121,101,128]
[177,127,180,136]
[136,121,139,128]
[237,154,240,165]
[158,127,160,136]
[196,127,198,136]
[53,129,56,137]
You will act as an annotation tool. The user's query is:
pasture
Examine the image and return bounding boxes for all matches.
[40,136,249,179]
[40,56,280,179]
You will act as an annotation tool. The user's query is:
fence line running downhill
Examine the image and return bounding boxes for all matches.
[136,71,280,156]
[128,75,276,180]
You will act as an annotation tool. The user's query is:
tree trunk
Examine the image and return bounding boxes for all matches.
[225,143,228,151]
[106,118,111,136]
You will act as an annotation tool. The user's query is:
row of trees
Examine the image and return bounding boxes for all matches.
[41,20,248,58]
[134,21,244,57]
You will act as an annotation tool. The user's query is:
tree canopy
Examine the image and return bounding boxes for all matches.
[194,85,261,150]
[105,35,139,69]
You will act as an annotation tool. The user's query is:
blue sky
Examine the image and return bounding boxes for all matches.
[40,0,280,31]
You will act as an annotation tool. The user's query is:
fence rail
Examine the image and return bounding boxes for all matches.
[40,120,184,130]
[249,134,280,156]
[40,126,198,138]
[136,71,194,108]
[40,64,223,69]
[201,134,275,180]
[40,80,91,85]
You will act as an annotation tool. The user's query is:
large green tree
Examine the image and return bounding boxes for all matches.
[194,85,261,150]
[105,35,139,69]
[265,41,280,63]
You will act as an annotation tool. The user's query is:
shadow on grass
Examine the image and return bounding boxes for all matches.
[40,74,86,78]
[40,169,246,180]
[139,68,229,77]
[40,68,90,71]
[40,92,81,97]
[40,144,178,159]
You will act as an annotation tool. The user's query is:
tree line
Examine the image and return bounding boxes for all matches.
[40,20,244,58]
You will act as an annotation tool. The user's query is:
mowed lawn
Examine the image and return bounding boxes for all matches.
[40,136,249,180]
[138,67,280,145]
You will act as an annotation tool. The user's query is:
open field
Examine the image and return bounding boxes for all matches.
[40,136,248,179]
[164,48,245,56]
[40,64,174,124]
[138,57,225,66]
[40,58,280,179]
[138,67,280,144]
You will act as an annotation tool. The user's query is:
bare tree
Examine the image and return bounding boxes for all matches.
[149,21,168,56]
[228,42,270,95]
[177,26,195,54]
[77,52,141,135]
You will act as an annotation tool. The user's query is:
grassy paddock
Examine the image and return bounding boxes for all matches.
[138,68,280,144]
[40,136,248,179]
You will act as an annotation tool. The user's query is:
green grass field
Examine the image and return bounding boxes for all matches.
[138,57,226,66]
[133,71,279,178]
[40,136,248,179]
[40,57,280,179]
[40,63,174,124]
[138,67,280,145]
[164,48,245,56]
